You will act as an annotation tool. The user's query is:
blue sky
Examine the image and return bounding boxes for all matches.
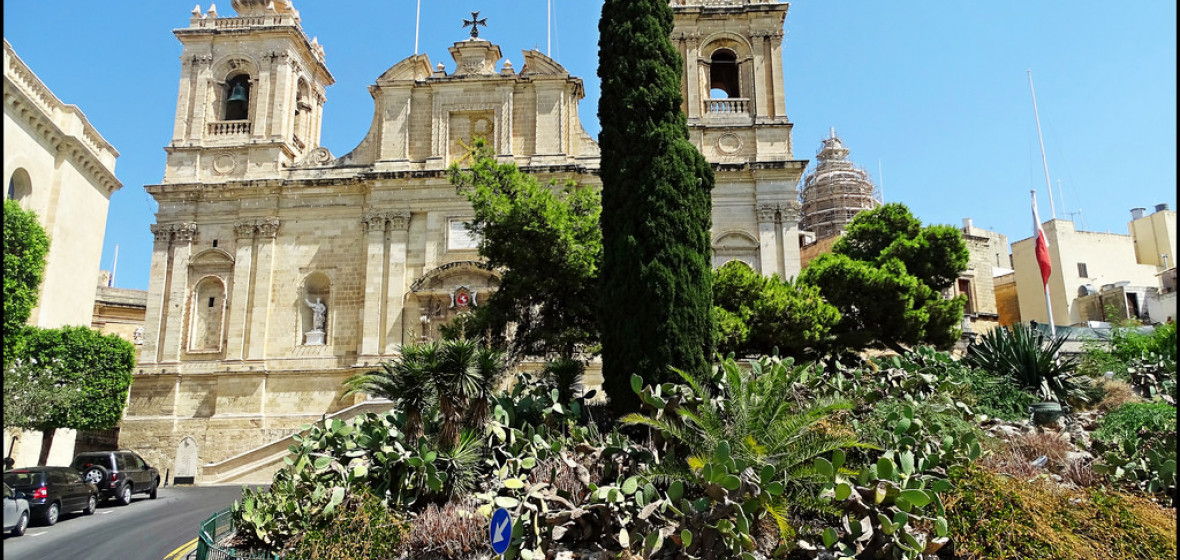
[5,1,1176,291]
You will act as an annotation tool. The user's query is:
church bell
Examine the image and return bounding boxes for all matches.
[227,83,248,103]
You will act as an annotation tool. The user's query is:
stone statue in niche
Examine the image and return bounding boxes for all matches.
[304,297,326,345]
[133,327,145,345]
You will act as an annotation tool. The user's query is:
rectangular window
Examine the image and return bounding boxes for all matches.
[447,219,479,251]
[212,239,218,248]
[958,278,975,314]
[208,297,215,308]
[1077,263,1088,278]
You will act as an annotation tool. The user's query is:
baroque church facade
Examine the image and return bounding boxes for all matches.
[122,0,808,483]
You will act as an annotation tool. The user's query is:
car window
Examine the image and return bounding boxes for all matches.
[50,470,67,484]
[63,470,83,484]
[4,472,37,487]
[3,484,11,498]
[72,455,113,470]
[116,454,131,471]
[131,455,145,469]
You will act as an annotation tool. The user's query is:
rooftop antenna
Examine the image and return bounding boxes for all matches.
[547,0,552,57]
[1028,70,1057,219]
[1056,179,1067,222]
[414,0,421,54]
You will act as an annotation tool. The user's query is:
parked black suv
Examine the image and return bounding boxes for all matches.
[3,467,99,526]
[70,450,159,505]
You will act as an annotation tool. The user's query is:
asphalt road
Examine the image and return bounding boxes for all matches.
[2,484,257,560]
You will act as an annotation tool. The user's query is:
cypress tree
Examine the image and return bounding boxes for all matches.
[597,0,715,415]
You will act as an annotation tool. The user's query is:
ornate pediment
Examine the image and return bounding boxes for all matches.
[376,54,434,84]
[520,49,568,77]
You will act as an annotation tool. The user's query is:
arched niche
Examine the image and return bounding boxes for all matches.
[713,230,760,271]
[187,275,227,353]
[212,57,259,122]
[173,436,198,485]
[300,271,331,345]
[294,79,312,146]
[7,167,32,203]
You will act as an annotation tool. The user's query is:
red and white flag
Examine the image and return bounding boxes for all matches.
[1032,192,1052,292]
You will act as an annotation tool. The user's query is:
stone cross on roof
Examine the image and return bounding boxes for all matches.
[462,11,488,39]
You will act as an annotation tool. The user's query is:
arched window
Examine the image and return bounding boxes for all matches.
[224,74,251,121]
[7,168,32,203]
[709,49,739,98]
[188,276,226,352]
[294,79,311,145]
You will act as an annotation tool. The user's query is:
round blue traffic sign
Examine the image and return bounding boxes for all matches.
[490,507,512,554]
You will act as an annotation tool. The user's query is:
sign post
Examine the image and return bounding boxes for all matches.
[490,507,512,556]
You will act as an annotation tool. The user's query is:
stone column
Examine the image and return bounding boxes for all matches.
[384,213,411,355]
[779,202,803,279]
[751,32,770,119]
[225,221,256,360]
[685,32,702,119]
[142,225,174,365]
[159,223,199,363]
[246,218,280,360]
[769,30,787,120]
[359,211,388,358]
[756,204,781,277]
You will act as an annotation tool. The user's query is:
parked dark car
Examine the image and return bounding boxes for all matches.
[3,467,99,526]
[70,450,159,505]
[3,483,31,536]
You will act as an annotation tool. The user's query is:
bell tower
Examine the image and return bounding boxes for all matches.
[671,0,808,279]
[164,0,333,183]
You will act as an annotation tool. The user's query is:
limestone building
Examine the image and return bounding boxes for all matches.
[123,0,809,483]
[3,39,123,466]
[1012,215,1164,326]
[799,128,880,241]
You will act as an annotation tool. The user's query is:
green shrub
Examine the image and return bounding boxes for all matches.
[955,366,1040,421]
[286,490,409,560]
[965,323,1090,404]
[944,465,1177,559]
[1094,402,1177,446]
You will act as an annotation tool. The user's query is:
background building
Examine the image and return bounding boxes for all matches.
[799,128,880,241]
[4,39,123,466]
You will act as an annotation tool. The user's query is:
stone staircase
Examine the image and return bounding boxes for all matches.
[198,399,394,485]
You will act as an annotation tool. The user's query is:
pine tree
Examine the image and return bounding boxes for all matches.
[598,0,715,415]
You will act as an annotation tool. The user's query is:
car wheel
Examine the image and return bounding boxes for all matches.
[82,465,110,486]
[83,494,97,515]
[12,511,29,536]
[149,479,158,500]
[117,484,132,506]
[42,502,60,526]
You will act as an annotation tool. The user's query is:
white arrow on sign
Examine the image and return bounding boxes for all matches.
[493,516,510,544]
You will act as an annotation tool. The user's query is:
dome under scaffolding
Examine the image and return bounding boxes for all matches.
[799,128,881,240]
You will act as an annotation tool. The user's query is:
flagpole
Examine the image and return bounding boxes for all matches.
[414,0,421,54]
[1032,190,1056,337]
[110,244,119,288]
[1028,70,1057,219]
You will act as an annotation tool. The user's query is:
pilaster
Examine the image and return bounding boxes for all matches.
[246,218,280,360]
[756,204,780,277]
[359,211,389,357]
[384,213,411,355]
[225,221,257,360]
[157,223,198,363]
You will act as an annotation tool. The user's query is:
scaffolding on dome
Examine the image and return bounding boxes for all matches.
[799,128,881,241]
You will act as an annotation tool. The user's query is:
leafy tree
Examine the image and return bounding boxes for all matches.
[3,199,49,358]
[598,0,715,416]
[449,141,602,362]
[800,203,968,352]
[712,260,840,358]
[13,326,135,465]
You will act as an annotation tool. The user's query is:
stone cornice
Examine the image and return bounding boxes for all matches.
[4,40,123,196]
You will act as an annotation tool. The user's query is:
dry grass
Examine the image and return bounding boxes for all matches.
[1094,378,1143,412]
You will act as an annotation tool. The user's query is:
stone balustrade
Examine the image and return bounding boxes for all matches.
[207,120,252,136]
[705,97,749,115]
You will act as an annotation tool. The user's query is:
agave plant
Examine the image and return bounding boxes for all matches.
[965,322,1089,404]
[624,356,869,523]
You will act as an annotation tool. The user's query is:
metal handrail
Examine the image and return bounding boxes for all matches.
[195,508,281,560]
